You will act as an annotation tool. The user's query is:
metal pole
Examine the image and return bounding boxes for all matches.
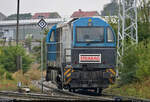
[16,0,20,73]
[135,0,138,44]
[20,56,22,72]
[16,0,20,45]
[16,0,21,89]
[41,30,44,93]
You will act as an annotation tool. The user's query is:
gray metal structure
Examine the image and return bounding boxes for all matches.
[117,0,138,65]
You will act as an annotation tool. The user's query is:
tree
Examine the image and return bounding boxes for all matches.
[101,0,119,16]
[0,46,33,73]
[138,0,150,43]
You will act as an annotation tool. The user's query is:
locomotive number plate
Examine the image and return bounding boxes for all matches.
[79,54,101,63]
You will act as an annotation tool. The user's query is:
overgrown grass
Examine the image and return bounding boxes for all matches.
[0,63,43,92]
[104,78,150,99]
[24,63,41,80]
[28,84,41,92]
[0,80,17,91]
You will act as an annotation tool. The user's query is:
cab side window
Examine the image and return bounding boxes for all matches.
[50,30,55,42]
[107,27,114,43]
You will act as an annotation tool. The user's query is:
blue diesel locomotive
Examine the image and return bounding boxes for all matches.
[46,17,116,94]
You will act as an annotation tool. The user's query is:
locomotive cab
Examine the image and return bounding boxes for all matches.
[46,17,117,93]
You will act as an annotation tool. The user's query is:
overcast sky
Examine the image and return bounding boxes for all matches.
[0,0,111,17]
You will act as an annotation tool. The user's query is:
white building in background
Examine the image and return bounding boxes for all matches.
[3,29,13,41]
[0,18,63,41]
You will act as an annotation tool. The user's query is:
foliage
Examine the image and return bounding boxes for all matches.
[120,46,139,84]
[138,0,150,42]
[138,0,150,23]
[101,0,119,16]
[138,22,150,42]
[104,78,150,99]
[0,65,5,75]
[0,66,42,92]
[136,42,150,80]
[28,84,41,92]
[0,46,33,73]
[119,0,150,85]
[120,40,150,85]
[44,28,49,35]
[12,64,42,92]
[0,65,12,80]
[24,66,41,80]
[12,70,31,85]
[0,80,18,91]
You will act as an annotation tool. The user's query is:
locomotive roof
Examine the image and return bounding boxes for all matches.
[56,18,78,28]
[56,17,109,28]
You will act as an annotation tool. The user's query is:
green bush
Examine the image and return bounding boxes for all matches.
[0,46,33,73]
[5,72,13,80]
[136,42,150,80]
[120,47,139,85]
[0,65,13,80]
[138,22,150,42]
[120,40,150,85]
[0,65,5,76]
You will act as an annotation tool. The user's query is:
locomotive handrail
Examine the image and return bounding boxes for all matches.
[65,47,116,49]
[47,51,61,53]
[46,42,62,44]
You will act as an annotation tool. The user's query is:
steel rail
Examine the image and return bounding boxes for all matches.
[0,91,81,101]
[102,92,150,102]
[39,82,115,101]
[40,82,150,102]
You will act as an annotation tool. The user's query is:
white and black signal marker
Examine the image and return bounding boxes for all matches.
[38,18,47,29]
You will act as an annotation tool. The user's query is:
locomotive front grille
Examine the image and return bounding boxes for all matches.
[71,71,103,81]
[70,70,110,88]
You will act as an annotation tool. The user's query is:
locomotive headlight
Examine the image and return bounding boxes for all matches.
[88,18,92,22]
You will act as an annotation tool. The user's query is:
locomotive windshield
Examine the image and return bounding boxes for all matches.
[76,27,104,43]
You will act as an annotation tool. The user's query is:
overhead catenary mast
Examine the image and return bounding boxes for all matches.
[117,0,138,66]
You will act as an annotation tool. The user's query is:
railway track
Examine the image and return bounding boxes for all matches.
[0,81,149,102]
[0,91,81,101]
[39,81,150,102]
[0,81,115,102]
[38,82,116,101]
[102,92,150,102]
